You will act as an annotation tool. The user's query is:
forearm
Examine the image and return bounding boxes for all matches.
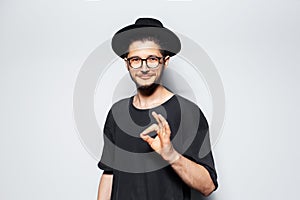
[140,112,216,196]
[170,153,215,196]
[97,174,113,200]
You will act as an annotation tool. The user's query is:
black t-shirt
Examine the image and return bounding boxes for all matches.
[98,94,218,200]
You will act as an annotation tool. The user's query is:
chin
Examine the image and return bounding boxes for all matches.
[137,83,159,90]
[137,81,154,88]
[137,84,152,89]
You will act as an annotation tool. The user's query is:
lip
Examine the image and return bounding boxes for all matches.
[139,75,152,80]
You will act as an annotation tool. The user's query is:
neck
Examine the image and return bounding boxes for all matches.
[133,84,174,109]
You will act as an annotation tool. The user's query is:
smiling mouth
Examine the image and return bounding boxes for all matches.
[139,75,152,80]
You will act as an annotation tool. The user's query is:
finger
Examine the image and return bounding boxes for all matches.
[157,114,165,136]
[152,112,163,133]
[140,124,158,146]
[154,114,167,142]
[164,122,171,136]
[161,115,171,135]
[157,114,171,138]
[140,124,159,137]
[140,133,158,148]
[157,114,170,137]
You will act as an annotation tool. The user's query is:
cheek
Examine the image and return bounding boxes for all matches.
[132,71,140,78]
[156,68,163,76]
[129,69,136,75]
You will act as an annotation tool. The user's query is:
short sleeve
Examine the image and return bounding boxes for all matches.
[98,109,115,173]
[183,109,218,190]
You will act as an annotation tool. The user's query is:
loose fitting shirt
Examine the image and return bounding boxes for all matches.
[98,95,218,200]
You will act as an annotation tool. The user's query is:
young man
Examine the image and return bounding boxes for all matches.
[97,18,218,200]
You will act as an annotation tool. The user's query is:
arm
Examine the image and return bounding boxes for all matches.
[97,173,113,200]
[170,154,215,196]
[140,112,216,196]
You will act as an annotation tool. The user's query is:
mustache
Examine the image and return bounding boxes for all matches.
[136,73,155,76]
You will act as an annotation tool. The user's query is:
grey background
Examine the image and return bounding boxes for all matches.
[1,0,299,199]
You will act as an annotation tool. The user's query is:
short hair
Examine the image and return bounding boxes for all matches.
[122,35,171,58]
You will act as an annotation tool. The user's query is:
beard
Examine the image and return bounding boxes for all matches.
[130,67,164,96]
[137,83,160,96]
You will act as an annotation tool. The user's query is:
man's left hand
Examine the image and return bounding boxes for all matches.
[140,111,180,164]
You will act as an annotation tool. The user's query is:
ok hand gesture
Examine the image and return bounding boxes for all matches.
[140,111,180,164]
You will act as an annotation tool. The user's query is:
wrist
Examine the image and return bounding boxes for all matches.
[166,150,181,164]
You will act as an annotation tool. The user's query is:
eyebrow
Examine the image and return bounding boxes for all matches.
[127,54,163,59]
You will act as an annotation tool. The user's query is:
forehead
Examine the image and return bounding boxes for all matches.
[128,40,161,57]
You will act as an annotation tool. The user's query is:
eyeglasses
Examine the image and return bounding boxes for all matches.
[124,55,164,69]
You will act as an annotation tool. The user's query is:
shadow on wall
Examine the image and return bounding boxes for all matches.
[191,189,216,200]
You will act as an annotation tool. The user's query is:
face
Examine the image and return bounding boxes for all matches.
[125,40,170,89]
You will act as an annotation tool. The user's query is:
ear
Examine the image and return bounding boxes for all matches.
[124,59,130,71]
[163,56,170,69]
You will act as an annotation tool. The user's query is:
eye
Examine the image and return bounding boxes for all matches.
[130,57,140,62]
[132,58,139,61]
[147,56,159,62]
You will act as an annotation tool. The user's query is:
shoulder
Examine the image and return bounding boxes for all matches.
[173,94,198,108]
[104,97,132,127]
[173,94,208,126]
[109,96,132,111]
[173,94,204,115]
[106,96,133,120]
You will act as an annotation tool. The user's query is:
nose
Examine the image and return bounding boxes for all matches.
[141,60,149,73]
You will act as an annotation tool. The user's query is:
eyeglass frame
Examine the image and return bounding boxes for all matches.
[124,55,167,69]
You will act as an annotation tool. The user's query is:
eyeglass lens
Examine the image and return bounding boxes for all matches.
[128,56,162,69]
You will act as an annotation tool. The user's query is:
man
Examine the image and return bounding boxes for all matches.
[97,18,218,200]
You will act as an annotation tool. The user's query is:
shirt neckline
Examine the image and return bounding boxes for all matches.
[130,94,176,111]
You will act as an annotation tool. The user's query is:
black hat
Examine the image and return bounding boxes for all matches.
[111,18,181,58]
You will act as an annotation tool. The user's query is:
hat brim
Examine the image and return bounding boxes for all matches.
[112,25,181,58]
